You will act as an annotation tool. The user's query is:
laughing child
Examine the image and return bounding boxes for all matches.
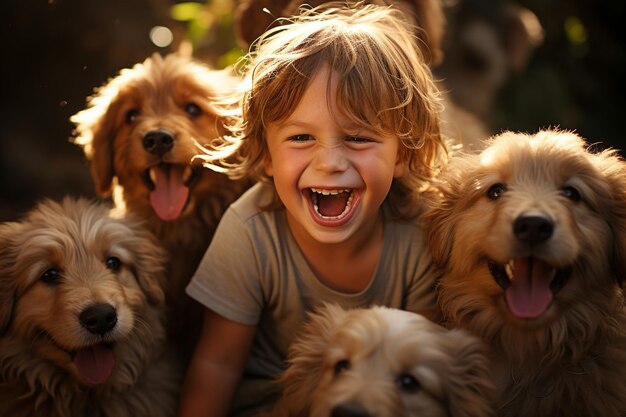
[178,3,448,417]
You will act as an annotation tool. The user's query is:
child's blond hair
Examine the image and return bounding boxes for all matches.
[200,2,447,218]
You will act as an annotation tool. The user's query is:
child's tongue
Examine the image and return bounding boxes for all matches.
[317,192,349,217]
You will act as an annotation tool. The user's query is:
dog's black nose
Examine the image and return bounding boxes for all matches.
[143,129,174,156]
[79,304,118,336]
[331,402,371,417]
[514,215,554,244]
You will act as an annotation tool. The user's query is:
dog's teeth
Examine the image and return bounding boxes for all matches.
[505,262,514,280]
[183,166,192,182]
[149,168,157,184]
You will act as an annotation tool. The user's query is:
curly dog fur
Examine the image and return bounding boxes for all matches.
[71,53,252,355]
[270,304,495,417]
[0,198,181,417]
[426,129,626,417]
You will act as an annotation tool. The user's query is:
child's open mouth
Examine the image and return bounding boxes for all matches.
[308,188,355,220]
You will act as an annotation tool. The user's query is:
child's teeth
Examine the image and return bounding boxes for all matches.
[310,189,354,220]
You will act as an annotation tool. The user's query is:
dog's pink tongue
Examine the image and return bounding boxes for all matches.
[317,192,350,217]
[149,165,189,221]
[505,257,553,319]
[73,344,115,386]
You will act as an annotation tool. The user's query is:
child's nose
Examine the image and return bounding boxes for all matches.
[312,142,349,173]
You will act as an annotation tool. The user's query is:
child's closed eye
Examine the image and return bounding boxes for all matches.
[344,135,373,143]
[288,134,313,142]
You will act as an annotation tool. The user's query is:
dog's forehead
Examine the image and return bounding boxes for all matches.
[477,133,597,185]
[11,208,136,286]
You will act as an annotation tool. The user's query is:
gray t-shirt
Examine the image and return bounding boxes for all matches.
[186,182,437,416]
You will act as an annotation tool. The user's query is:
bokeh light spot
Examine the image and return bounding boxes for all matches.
[150,26,173,48]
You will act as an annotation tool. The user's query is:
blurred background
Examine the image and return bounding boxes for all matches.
[1,0,624,221]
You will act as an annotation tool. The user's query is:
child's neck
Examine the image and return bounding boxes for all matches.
[286,212,385,293]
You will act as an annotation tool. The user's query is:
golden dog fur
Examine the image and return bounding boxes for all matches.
[0,198,181,417]
[270,304,495,417]
[426,129,626,417]
[71,53,252,355]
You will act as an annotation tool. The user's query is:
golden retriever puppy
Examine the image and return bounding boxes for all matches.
[270,304,495,417]
[71,53,252,354]
[426,129,626,417]
[0,198,181,417]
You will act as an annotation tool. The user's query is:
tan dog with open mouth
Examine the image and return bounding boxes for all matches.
[71,53,252,355]
[270,304,495,417]
[426,129,626,417]
[0,198,181,417]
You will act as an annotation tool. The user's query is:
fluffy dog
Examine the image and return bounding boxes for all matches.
[71,53,252,354]
[426,129,626,417]
[0,197,181,417]
[270,304,495,417]
[234,0,491,150]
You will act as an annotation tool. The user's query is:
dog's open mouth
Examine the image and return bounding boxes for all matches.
[308,188,355,220]
[71,342,115,386]
[488,258,571,319]
[142,164,198,221]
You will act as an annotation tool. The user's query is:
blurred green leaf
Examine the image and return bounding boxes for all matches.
[171,2,205,21]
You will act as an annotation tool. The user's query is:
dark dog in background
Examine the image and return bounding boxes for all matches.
[71,53,252,356]
[426,129,626,416]
[436,0,544,118]
[0,198,181,417]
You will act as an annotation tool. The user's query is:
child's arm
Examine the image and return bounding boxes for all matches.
[178,308,256,417]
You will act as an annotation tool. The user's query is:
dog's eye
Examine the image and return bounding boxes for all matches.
[396,373,421,393]
[41,268,61,285]
[333,359,350,375]
[105,256,122,271]
[487,183,506,200]
[125,109,140,124]
[185,102,202,118]
[562,186,581,202]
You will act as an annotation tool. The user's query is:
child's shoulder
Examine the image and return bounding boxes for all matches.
[230,182,277,222]
[383,205,428,247]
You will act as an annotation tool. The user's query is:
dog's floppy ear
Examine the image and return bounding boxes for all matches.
[123,216,167,305]
[595,149,626,287]
[0,222,22,336]
[71,84,126,197]
[444,329,496,417]
[425,153,479,267]
[273,303,347,417]
[425,186,459,268]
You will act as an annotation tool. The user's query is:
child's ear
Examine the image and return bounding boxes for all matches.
[264,155,273,177]
[393,153,406,178]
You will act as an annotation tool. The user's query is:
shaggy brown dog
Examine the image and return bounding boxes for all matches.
[270,304,495,417]
[234,0,491,150]
[426,129,626,417]
[0,198,181,417]
[71,53,252,355]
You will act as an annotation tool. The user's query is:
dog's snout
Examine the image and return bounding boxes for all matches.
[514,215,554,244]
[79,304,118,336]
[143,129,174,156]
[331,402,372,417]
